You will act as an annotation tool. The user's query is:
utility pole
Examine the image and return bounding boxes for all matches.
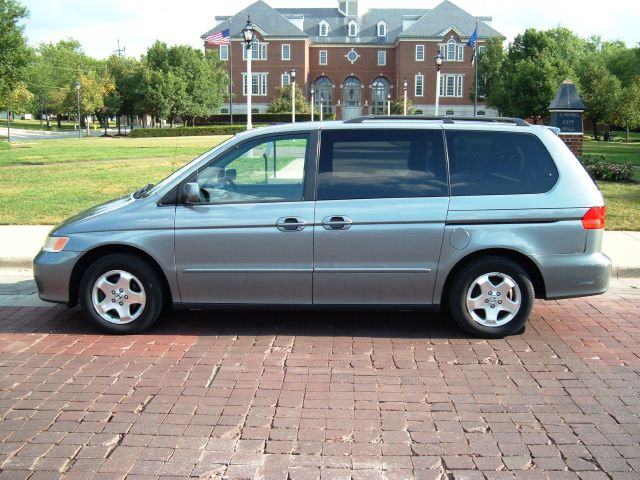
[114,40,126,57]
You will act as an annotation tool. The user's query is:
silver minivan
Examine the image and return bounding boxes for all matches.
[33,117,611,337]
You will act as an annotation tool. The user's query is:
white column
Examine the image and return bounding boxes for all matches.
[291,80,296,123]
[435,70,441,116]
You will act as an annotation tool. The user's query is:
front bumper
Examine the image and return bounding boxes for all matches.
[535,251,611,300]
[33,250,83,304]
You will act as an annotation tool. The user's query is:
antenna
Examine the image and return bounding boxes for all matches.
[114,40,126,57]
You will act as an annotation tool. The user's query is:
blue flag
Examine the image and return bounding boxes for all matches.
[466,27,478,47]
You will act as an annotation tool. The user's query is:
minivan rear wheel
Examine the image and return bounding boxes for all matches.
[449,256,534,338]
[79,254,163,334]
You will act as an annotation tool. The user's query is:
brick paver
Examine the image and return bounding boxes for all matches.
[0,281,639,479]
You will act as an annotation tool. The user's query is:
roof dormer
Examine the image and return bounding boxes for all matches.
[348,19,358,37]
[319,19,329,37]
[376,20,387,37]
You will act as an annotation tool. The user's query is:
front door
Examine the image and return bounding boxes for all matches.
[313,128,449,305]
[175,133,315,304]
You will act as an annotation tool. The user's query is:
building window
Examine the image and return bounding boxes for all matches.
[219,44,229,61]
[415,74,424,96]
[281,73,290,86]
[348,20,358,37]
[415,110,423,115]
[415,44,424,61]
[377,21,387,37]
[220,108,229,114]
[457,45,464,61]
[319,21,329,37]
[440,74,463,97]
[242,73,268,96]
[446,110,455,115]
[478,45,487,54]
[319,50,327,65]
[243,41,267,60]
[446,38,456,61]
[281,44,290,61]
[377,50,386,66]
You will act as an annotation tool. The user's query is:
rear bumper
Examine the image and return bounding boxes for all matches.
[535,251,611,300]
[33,250,81,304]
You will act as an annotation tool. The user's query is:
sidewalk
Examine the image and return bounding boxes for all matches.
[0,225,638,277]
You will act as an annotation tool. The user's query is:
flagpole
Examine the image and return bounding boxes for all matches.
[474,19,478,117]
[229,39,234,126]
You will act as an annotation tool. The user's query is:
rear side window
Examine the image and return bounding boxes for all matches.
[446,131,558,196]
[317,129,448,200]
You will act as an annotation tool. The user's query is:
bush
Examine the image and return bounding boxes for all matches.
[194,113,336,125]
[0,141,11,150]
[579,154,634,182]
[129,125,247,138]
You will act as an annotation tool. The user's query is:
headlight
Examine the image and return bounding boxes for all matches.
[43,236,69,253]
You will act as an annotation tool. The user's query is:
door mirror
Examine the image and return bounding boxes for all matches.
[183,182,200,203]
[225,168,237,182]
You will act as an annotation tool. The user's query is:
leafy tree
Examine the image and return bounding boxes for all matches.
[390,97,414,115]
[106,55,144,133]
[610,76,640,142]
[603,45,640,87]
[267,84,310,114]
[476,37,504,102]
[0,81,33,115]
[0,0,32,108]
[577,55,622,140]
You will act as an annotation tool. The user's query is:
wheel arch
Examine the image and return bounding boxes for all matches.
[68,245,173,308]
[440,248,546,305]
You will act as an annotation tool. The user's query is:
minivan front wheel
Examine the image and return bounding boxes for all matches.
[449,257,534,338]
[79,254,163,334]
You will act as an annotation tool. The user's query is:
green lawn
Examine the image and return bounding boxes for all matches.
[0,135,638,230]
[583,132,640,181]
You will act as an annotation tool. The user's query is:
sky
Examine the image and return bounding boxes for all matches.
[20,0,640,59]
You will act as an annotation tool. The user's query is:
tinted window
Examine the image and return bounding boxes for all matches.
[317,129,447,200]
[446,131,558,196]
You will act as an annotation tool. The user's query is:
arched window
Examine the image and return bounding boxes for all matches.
[371,77,390,115]
[314,76,333,113]
[343,76,362,106]
[348,20,358,37]
[447,38,457,61]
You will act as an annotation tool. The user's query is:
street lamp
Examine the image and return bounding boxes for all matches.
[242,16,256,130]
[290,67,296,123]
[75,80,81,138]
[310,86,315,122]
[319,95,324,122]
[433,52,444,116]
[387,93,391,116]
[403,78,408,116]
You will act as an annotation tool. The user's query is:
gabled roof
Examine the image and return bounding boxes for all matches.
[399,0,501,38]
[202,0,502,44]
[201,0,306,40]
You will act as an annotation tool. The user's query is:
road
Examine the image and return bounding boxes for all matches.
[3,127,121,142]
[0,269,638,479]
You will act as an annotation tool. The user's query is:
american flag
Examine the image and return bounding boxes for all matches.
[206,29,230,45]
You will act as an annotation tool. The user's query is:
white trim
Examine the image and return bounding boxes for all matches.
[377,21,387,37]
[438,25,464,36]
[281,44,291,61]
[415,74,424,97]
[281,73,291,86]
[319,49,328,65]
[415,44,425,61]
[219,44,229,61]
[319,20,329,37]
[348,19,359,37]
[242,72,268,96]
[377,50,386,66]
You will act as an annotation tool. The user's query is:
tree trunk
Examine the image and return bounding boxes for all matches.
[626,126,630,142]
[592,119,598,142]
[57,116,62,128]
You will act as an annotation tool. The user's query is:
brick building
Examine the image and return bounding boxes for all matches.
[202,0,502,119]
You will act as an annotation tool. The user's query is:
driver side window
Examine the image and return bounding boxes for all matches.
[197,135,307,204]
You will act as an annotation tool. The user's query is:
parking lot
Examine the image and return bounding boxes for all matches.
[0,275,639,479]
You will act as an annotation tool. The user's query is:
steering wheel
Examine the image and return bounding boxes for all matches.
[224,177,238,192]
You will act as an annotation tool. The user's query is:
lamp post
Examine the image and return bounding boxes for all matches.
[387,93,391,116]
[75,80,81,138]
[402,78,408,116]
[319,95,324,122]
[433,52,444,116]
[290,67,296,123]
[242,16,256,130]
[310,86,315,122]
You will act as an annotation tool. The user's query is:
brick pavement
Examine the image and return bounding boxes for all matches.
[0,280,638,479]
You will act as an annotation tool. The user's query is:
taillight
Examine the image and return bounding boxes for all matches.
[581,206,606,229]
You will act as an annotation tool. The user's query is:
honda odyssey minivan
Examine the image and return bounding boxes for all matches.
[33,117,611,337]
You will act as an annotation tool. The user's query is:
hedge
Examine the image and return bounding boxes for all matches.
[129,125,247,138]
[580,154,635,182]
[0,141,10,151]
[194,113,336,125]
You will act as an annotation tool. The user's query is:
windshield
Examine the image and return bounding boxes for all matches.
[140,135,240,198]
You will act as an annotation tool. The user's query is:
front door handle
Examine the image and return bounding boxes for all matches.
[276,217,306,232]
[322,215,352,230]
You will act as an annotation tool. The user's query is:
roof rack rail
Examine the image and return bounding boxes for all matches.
[344,115,530,127]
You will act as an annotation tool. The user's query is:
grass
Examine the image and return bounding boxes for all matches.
[583,131,640,181]
[0,135,638,230]
[0,136,228,224]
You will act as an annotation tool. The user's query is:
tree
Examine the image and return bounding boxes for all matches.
[0,81,33,114]
[106,55,144,133]
[390,97,414,115]
[267,84,310,114]
[0,0,32,108]
[577,56,622,140]
[611,76,640,142]
[476,37,504,103]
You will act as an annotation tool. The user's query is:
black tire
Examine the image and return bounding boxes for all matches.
[79,254,164,334]
[448,256,534,338]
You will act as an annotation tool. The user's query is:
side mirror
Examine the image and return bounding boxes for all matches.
[183,182,200,203]
[225,168,237,181]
